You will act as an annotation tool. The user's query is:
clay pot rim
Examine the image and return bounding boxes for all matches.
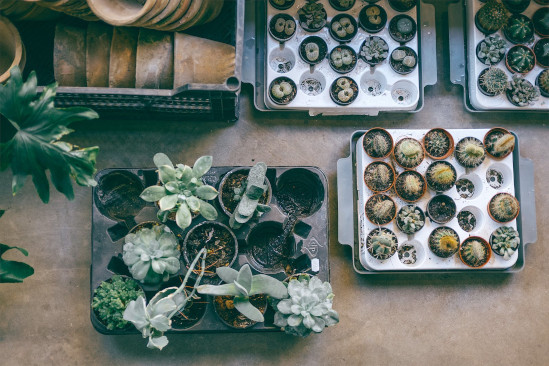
[487,193,520,224]
[394,170,427,203]
[423,128,455,160]
[392,137,426,170]
[455,136,486,169]
[87,0,158,26]
[364,193,398,225]
[505,45,536,75]
[0,16,24,84]
[362,127,394,159]
[363,160,396,194]
[483,127,515,160]
[459,236,492,268]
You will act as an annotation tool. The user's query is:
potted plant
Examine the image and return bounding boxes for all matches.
[455,137,486,168]
[330,76,359,105]
[393,137,424,169]
[366,228,398,260]
[359,36,389,66]
[490,226,520,260]
[428,227,460,258]
[363,161,395,193]
[459,237,491,268]
[396,205,425,235]
[533,38,549,68]
[477,67,509,96]
[423,128,454,159]
[168,278,208,330]
[388,0,416,12]
[536,69,549,97]
[389,14,416,43]
[457,209,477,232]
[533,8,549,37]
[502,0,531,13]
[329,14,357,43]
[365,194,397,225]
[297,0,327,32]
[219,167,271,217]
[92,275,145,331]
[362,127,393,159]
[476,35,507,65]
[475,0,509,35]
[389,47,418,75]
[269,76,297,105]
[269,0,295,10]
[299,36,328,65]
[269,13,297,42]
[329,45,357,74]
[329,0,355,11]
[488,192,520,223]
[506,74,540,106]
[358,4,387,33]
[425,161,457,192]
[506,45,536,74]
[484,127,516,159]
[394,170,426,202]
[426,194,456,224]
[503,14,534,44]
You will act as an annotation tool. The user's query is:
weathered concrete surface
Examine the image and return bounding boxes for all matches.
[0,2,548,365]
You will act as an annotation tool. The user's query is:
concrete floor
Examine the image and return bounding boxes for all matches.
[1,2,548,366]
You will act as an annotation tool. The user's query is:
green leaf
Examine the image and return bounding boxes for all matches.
[180,165,193,184]
[196,283,240,296]
[158,165,176,184]
[192,156,212,178]
[246,185,265,200]
[140,185,166,202]
[195,185,218,200]
[198,199,217,220]
[158,194,178,211]
[250,274,288,298]
[216,266,239,283]
[0,67,99,203]
[153,153,173,169]
[236,264,253,293]
[186,196,200,212]
[175,202,192,230]
[0,243,34,283]
[233,297,264,322]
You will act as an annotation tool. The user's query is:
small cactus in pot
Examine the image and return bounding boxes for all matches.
[366,228,398,260]
[502,0,531,13]
[364,194,397,225]
[476,35,507,65]
[488,193,520,223]
[459,237,491,268]
[533,38,549,68]
[269,14,297,42]
[475,0,509,34]
[394,170,426,202]
[426,161,457,192]
[506,74,540,106]
[389,14,416,44]
[423,128,454,159]
[393,138,424,169]
[363,161,395,193]
[484,127,515,159]
[536,70,549,97]
[329,15,357,42]
[455,137,486,169]
[478,67,508,96]
[503,14,534,44]
[358,4,387,33]
[329,0,356,11]
[428,227,460,258]
[506,45,536,74]
[362,128,393,159]
[490,226,520,260]
[396,205,425,235]
[329,46,357,74]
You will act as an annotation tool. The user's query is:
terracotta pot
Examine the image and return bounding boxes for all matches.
[86,22,113,87]
[109,27,139,88]
[364,193,397,225]
[488,193,520,223]
[394,170,427,203]
[86,0,157,26]
[393,137,425,170]
[54,23,87,87]
[0,15,25,83]
[423,128,455,160]
[135,29,174,89]
[459,236,492,268]
[362,127,394,159]
[363,161,396,194]
[483,127,515,160]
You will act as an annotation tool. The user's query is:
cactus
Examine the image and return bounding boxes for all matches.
[539,70,549,92]
[397,205,424,234]
[476,0,509,33]
[403,173,422,196]
[477,35,507,65]
[298,0,327,30]
[507,75,540,106]
[367,229,397,260]
[394,138,424,168]
[507,46,535,73]
[460,239,488,267]
[456,138,485,168]
[428,162,456,188]
[365,163,392,192]
[364,130,391,158]
[490,226,520,260]
[424,130,450,157]
[374,200,394,218]
[489,193,519,222]
[360,36,389,64]
[505,15,533,43]
[479,67,508,95]
[485,129,515,157]
[429,228,459,258]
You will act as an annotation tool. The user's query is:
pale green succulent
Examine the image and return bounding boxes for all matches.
[394,138,424,168]
[490,226,520,260]
[397,205,424,235]
[229,163,271,229]
[367,229,397,260]
[140,153,218,230]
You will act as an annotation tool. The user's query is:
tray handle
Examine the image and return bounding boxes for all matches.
[420,1,437,88]
[337,156,355,247]
[519,157,537,246]
[242,0,257,86]
[448,1,466,87]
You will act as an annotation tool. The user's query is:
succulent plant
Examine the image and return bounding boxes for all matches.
[367,228,398,260]
[332,0,354,8]
[479,67,508,95]
[394,138,424,168]
[363,130,391,158]
[485,129,515,157]
[428,162,456,190]
[424,130,451,157]
[271,80,295,99]
[92,275,144,330]
[298,0,327,30]
[229,162,271,229]
[507,46,535,73]
[507,75,540,106]
[140,154,218,230]
[197,264,288,322]
[364,5,384,27]
[397,205,424,235]
[460,239,489,267]
[476,0,509,33]
[504,15,534,43]
[402,173,422,196]
[538,70,549,95]
[333,77,356,103]
[360,36,389,64]
[273,16,296,36]
[272,274,339,337]
[389,0,416,12]
[122,225,181,285]
[489,193,519,222]
[477,35,507,65]
[455,137,485,168]
[490,226,520,260]
[331,17,355,38]
[331,48,354,69]
[429,228,459,258]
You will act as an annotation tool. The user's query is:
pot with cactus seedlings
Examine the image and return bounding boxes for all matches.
[329,45,357,74]
[490,226,520,260]
[502,0,531,13]
[329,14,357,43]
[365,194,397,225]
[428,226,460,258]
[423,128,454,160]
[533,39,549,68]
[366,228,398,260]
[219,167,272,218]
[459,237,491,268]
[506,74,540,106]
[396,205,425,235]
[476,35,507,65]
[359,36,389,67]
[299,36,328,66]
[329,0,356,11]
[269,0,295,11]
[389,14,416,44]
[389,47,418,75]
[330,76,359,105]
[388,0,416,12]
[269,14,297,43]
[536,70,549,97]
[394,170,426,202]
[484,127,516,159]
[364,161,395,193]
[393,137,425,169]
[425,161,457,192]
[358,4,387,33]
[455,137,486,169]
[269,77,297,105]
[298,0,327,32]
[488,192,520,223]
[426,194,456,224]
[503,14,534,45]
[475,0,509,35]
[362,128,393,159]
[477,67,509,96]
[506,45,536,74]
[532,8,549,37]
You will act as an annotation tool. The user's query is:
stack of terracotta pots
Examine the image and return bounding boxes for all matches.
[21,0,98,21]
[0,15,25,83]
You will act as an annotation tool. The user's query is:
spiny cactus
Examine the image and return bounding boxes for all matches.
[373,200,394,220]
[365,162,393,192]
[476,0,509,33]
[491,226,520,260]
[394,138,424,168]
[424,130,451,157]
[485,129,515,157]
[479,67,508,95]
[403,173,422,196]
[507,75,540,106]
[477,35,507,65]
[429,228,459,258]
[456,138,485,168]
[397,205,424,234]
[505,15,534,43]
[367,229,398,260]
[460,239,489,267]
[298,0,327,30]
[428,162,456,188]
[507,46,535,73]
[364,130,391,158]
[539,70,549,94]
[489,193,519,222]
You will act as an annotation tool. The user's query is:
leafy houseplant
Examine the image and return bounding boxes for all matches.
[478,67,508,96]
[396,205,425,235]
[490,226,520,260]
[359,36,389,66]
[476,35,507,65]
[488,192,520,223]
[503,14,534,44]
[459,237,491,268]
[366,228,398,260]
[507,74,540,106]
[475,0,509,34]
[506,45,536,74]
[139,153,219,231]
[298,0,327,32]
[0,243,34,283]
[455,137,486,168]
[428,227,460,258]
[393,137,424,169]
[0,67,99,203]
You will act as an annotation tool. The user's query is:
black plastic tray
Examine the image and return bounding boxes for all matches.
[90,166,329,334]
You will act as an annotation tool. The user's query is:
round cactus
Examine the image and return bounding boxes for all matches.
[429,227,460,258]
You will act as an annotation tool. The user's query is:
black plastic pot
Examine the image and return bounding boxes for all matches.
[395,205,426,235]
[477,68,501,97]
[358,4,387,33]
[329,45,358,74]
[359,36,389,66]
[533,8,549,37]
[330,76,359,105]
[426,194,456,224]
[505,45,536,74]
[503,14,534,45]
[268,13,297,43]
[218,167,272,217]
[476,38,506,66]
[299,36,328,65]
[269,0,295,10]
[389,14,416,43]
[329,14,358,43]
[474,11,500,36]
[536,70,549,97]
[534,39,549,68]
[389,46,418,75]
[388,0,416,13]
[269,76,297,105]
[329,0,356,11]
[298,2,327,32]
[502,0,531,13]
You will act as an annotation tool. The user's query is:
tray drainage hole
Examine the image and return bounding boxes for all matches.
[360,71,387,96]
[486,162,512,189]
[457,206,485,233]
[268,47,296,73]
[455,173,483,200]
[299,70,326,96]
[390,80,418,106]
[398,240,425,267]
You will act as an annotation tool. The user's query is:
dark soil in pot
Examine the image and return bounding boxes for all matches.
[219,169,270,215]
[365,194,397,225]
[247,221,294,273]
[457,209,477,232]
[362,128,393,159]
[456,178,475,199]
[389,46,417,75]
[269,13,297,43]
[503,14,534,45]
[394,170,426,202]
[330,76,359,105]
[94,170,145,222]
[329,45,357,74]
[427,194,456,224]
[269,76,297,105]
[299,36,328,65]
[269,0,295,10]
[389,14,416,43]
[214,294,267,329]
[388,0,416,12]
[329,0,356,11]
[534,38,549,68]
[532,8,549,37]
[536,69,549,97]
[502,0,531,13]
[423,128,454,159]
[329,14,358,43]
[161,278,207,330]
[364,161,395,193]
[358,4,387,33]
[425,161,457,192]
[275,168,324,218]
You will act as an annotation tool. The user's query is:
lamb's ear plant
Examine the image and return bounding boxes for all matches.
[140,153,218,230]
[197,264,288,322]
[0,67,99,203]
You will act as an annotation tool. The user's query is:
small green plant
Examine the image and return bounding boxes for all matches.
[367,229,397,260]
[539,70,549,94]
[394,138,424,168]
[331,48,354,69]
[140,153,218,230]
[331,17,355,38]
[396,16,413,34]
[505,15,533,42]
[229,163,271,229]
[92,275,144,330]
[489,193,519,222]
[479,67,508,95]
[456,138,485,168]
[274,17,296,36]
[428,162,455,187]
[477,35,507,65]
[507,75,540,106]
[424,130,450,157]
[476,0,509,33]
[122,225,181,285]
[507,46,535,73]
[365,5,383,26]
[397,205,424,235]
[460,239,488,267]
[365,162,392,192]
[271,80,294,99]
[298,0,327,30]
[360,36,389,64]
[485,130,515,157]
[429,228,459,258]
[364,130,391,158]
[491,226,520,260]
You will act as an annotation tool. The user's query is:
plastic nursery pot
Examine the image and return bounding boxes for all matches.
[537,70,549,97]
[455,137,486,169]
[534,0,549,4]
[246,221,295,274]
[426,194,456,224]
[269,13,297,43]
[474,2,509,36]
[423,128,455,160]
[388,0,417,13]
[389,14,417,44]
[475,36,507,66]
[532,8,549,37]
[477,67,508,97]
[213,294,268,329]
[425,161,458,192]
[393,137,425,169]
[502,0,531,14]
[459,237,492,268]
[396,205,426,235]
[297,1,327,33]
[160,278,208,330]
[94,170,146,222]
[329,14,358,43]
[358,4,387,34]
[269,0,295,11]
[363,161,396,193]
[299,36,328,66]
[428,226,460,258]
[0,16,25,83]
[359,36,389,66]
[503,14,534,45]
[490,226,521,259]
[505,45,536,74]
[488,193,520,223]
[534,39,549,68]
[275,168,325,218]
[364,193,397,225]
[366,227,398,260]
[394,170,426,203]
[362,128,394,159]
[329,45,357,74]
[218,168,272,217]
[129,220,161,234]
[269,76,297,105]
[483,127,515,160]
[389,46,418,75]
[329,0,356,11]
[330,76,359,105]
[182,221,238,280]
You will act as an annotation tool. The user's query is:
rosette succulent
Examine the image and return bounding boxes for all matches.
[490,226,520,260]
[298,0,327,31]
[360,36,389,65]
